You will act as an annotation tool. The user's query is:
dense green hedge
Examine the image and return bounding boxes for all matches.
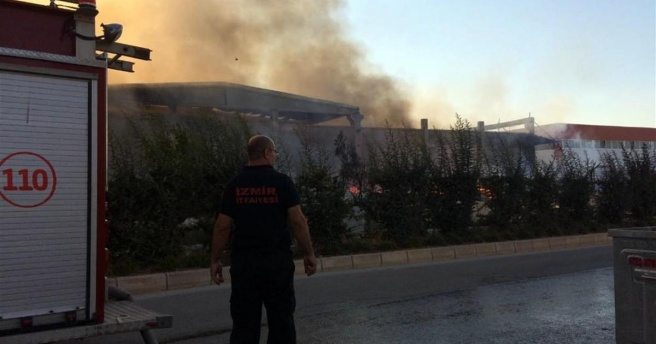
[107,114,250,274]
[107,113,656,275]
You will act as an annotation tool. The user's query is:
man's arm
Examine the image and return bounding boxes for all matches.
[211,213,233,285]
[288,205,317,276]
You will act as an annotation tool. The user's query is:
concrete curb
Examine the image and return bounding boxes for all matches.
[407,248,432,264]
[116,273,167,295]
[113,232,612,295]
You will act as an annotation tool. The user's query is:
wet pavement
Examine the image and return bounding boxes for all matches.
[295,268,614,344]
[55,247,615,344]
[176,267,614,344]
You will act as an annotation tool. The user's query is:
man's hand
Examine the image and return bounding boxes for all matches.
[304,254,317,276]
[211,260,224,285]
[211,213,232,286]
[288,205,317,276]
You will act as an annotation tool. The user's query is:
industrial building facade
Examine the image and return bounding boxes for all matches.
[534,123,656,164]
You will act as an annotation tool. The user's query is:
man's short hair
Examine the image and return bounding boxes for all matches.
[247,135,274,161]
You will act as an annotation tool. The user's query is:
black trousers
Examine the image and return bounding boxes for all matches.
[229,250,296,344]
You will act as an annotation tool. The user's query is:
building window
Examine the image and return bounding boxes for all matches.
[565,140,580,148]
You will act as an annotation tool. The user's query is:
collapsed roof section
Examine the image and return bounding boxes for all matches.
[108,82,364,128]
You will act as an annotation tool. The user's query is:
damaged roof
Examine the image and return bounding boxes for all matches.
[108,82,363,125]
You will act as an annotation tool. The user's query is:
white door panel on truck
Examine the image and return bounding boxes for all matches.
[0,2,169,342]
[0,70,96,328]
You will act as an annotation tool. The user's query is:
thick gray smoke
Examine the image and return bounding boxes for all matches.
[98,0,410,126]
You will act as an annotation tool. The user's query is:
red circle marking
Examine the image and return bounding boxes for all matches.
[0,151,58,208]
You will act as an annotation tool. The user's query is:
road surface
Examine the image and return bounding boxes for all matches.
[60,246,614,343]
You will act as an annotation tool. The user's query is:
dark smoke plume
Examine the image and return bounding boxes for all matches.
[98,0,410,126]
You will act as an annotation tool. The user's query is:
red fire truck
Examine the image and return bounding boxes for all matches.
[0,1,170,343]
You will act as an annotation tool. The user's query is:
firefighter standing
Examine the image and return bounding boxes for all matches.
[211,135,317,344]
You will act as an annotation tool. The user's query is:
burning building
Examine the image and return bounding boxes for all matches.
[110,82,361,143]
[108,82,364,128]
[533,123,656,164]
[107,82,554,171]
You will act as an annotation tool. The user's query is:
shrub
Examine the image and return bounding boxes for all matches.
[524,161,559,236]
[596,152,628,225]
[364,126,432,244]
[107,114,250,274]
[479,135,528,237]
[428,115,480,236]
[556,150,597,233]
[623,145,656,225]
[295,127,352,256]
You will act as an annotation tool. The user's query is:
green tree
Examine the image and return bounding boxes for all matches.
[428,115,480,237]
[364,126,431,244]
[107,114,250,274]
[335,131,364,191]
[623,145,656,225]
[479,136,528,238]
[596,152,627,225]
[556,150,597,233]
[295,128,352,255]
[525,161,559,236]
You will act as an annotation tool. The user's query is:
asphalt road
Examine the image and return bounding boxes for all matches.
[61,246,614,344]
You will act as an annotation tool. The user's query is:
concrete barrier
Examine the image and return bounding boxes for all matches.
[565,236,581,248]
[579,233,597,247]
[475,243,497,256]
[294,259,306,275]
[454,244,477,258]
[106,277,118,288]
[407,248,432,264]
[548,236,568,249]
[321,255,353,272]
[515,239,535,253]
[117,273,167,295]
[353,253,381,269]
[532,238,551,251]
[381,251,408,266]
[111,233,612,294]
[166,269,210,290]
[495,241,516,255]
[431,247,455,261]
[596,232,612,245]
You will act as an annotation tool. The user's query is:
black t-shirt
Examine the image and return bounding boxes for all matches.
[220,165,300,252]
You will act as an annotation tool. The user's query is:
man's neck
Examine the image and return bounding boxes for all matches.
[247,158,271,167]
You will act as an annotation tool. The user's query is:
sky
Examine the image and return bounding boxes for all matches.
[23,0,656,128]
[342,0,656,128]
